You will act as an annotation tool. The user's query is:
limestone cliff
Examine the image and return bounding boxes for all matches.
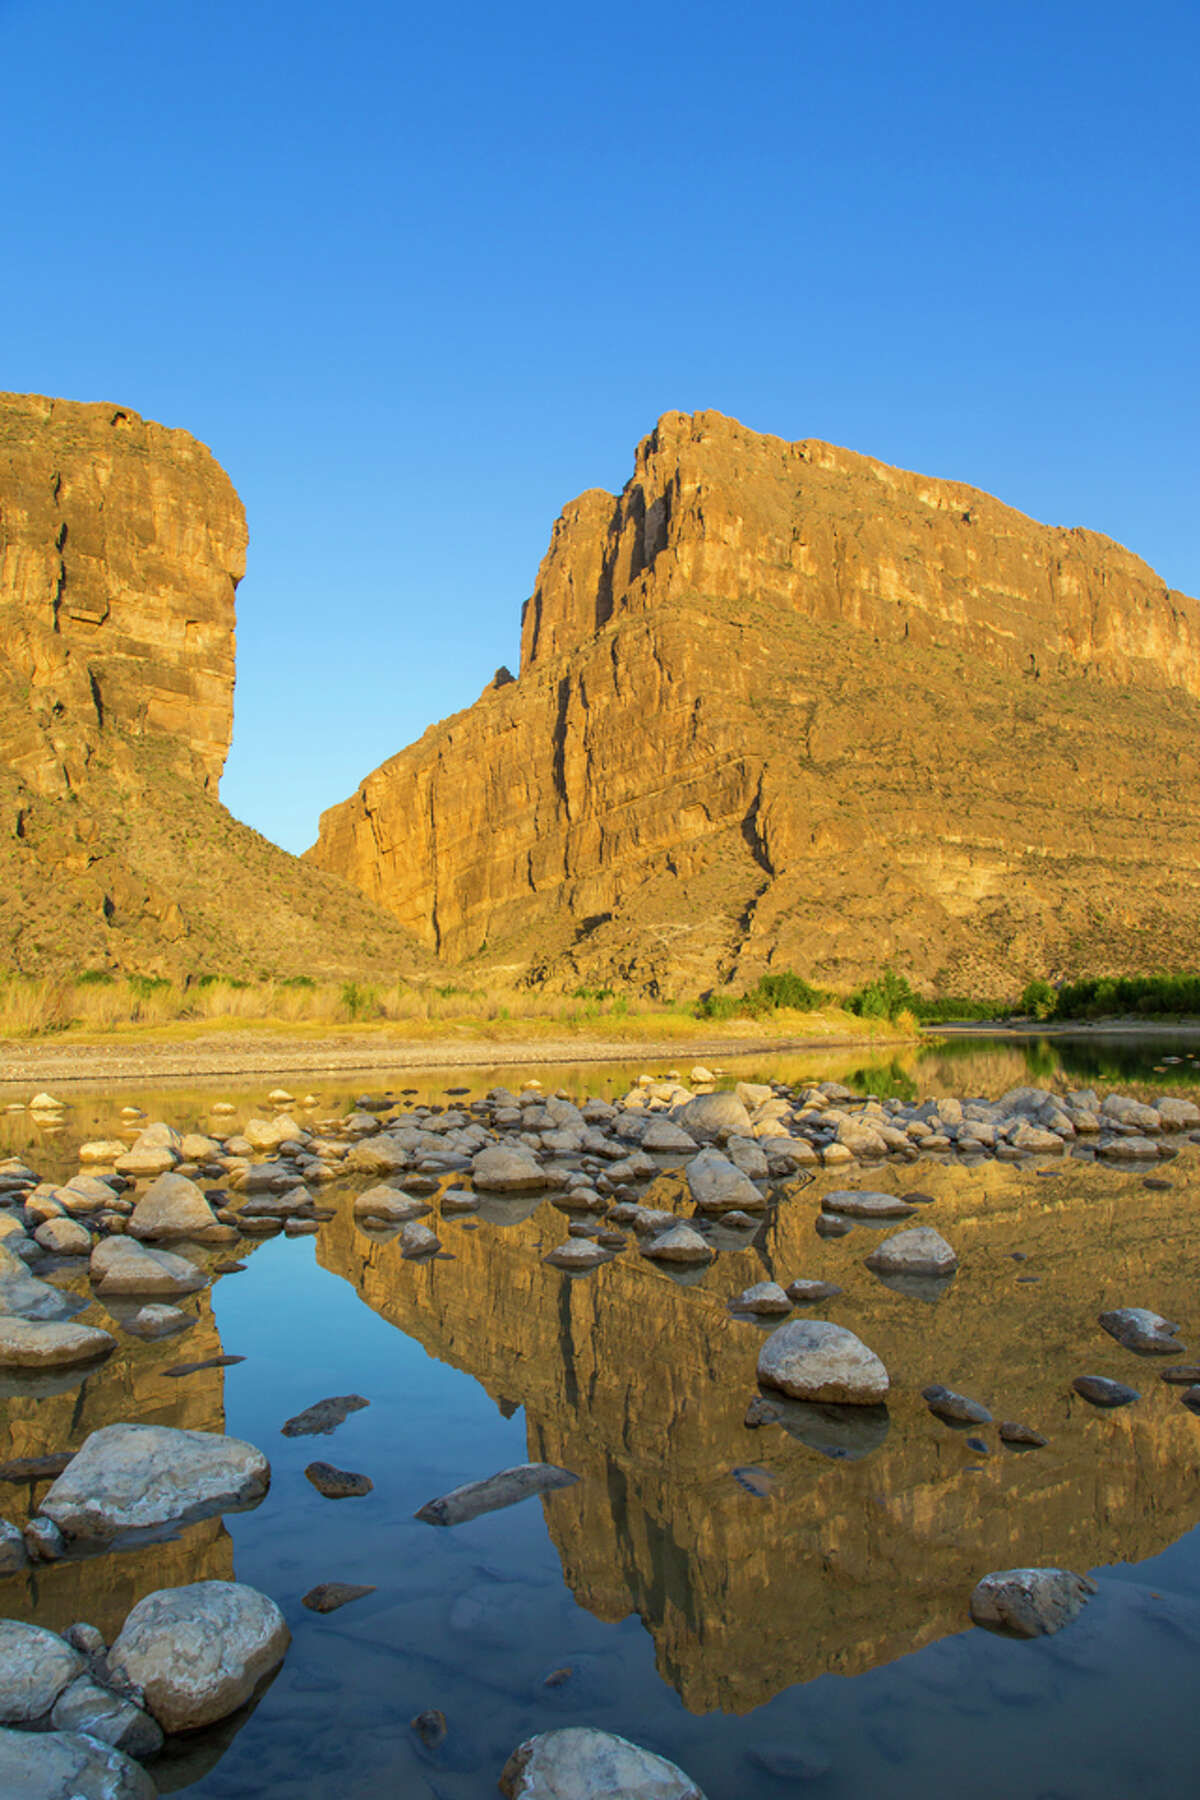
[0,392,425,977]
[309,411,1200,995]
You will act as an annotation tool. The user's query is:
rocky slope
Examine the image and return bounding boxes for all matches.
[309,411,1200,996]
[0,392,424,977]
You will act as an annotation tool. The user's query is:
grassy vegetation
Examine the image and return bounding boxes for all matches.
[0,969,909,1046]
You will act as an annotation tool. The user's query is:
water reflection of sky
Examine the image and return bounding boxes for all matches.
[1,1037,1199,1797]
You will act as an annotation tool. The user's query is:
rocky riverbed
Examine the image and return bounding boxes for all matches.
[1,1059,1199,1797]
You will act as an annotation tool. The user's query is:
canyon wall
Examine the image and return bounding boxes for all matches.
[0,392,425,977]
[309,410,1200,995]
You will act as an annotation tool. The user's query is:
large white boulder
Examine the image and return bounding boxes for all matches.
[38,1424,270,1540]
[0,1725,155,1798]
[499,1727,705,1798]
[107,1580,290,1733]
[0,1620,82,1722]
[757,1320,889,1404]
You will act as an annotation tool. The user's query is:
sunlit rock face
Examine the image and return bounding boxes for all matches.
[318,1159,1200,1714]
[309,408,1200,995]
[0,393,244,798]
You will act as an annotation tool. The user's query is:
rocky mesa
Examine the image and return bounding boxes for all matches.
[308,409,1200,996]
[0,392,423,977]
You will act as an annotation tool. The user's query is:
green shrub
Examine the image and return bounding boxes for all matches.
[1021,977,1057,1020]
[75,968,114,986]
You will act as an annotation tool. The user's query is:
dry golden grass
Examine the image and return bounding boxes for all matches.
[0,974,907,1049]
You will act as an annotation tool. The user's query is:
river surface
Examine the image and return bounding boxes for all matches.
[2,1034,1199,1797]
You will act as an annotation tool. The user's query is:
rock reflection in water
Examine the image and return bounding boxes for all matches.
[0,1281,239,1639]
[320,1157,1200,1716]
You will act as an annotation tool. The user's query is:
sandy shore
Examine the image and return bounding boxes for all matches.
[0,1028,909,1089]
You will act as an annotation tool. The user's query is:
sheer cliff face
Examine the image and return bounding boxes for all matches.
[0,392,244,796]
[0,392,427,978]
[308,410,1200,993]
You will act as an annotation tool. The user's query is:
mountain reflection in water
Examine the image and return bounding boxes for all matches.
[319,1156,1200,1714]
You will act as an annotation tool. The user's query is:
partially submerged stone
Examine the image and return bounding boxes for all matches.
[472,1145,547,1191]
[90,1237,207,1297]
[127,1171,226,1240]
[865,1226,958,1277]
[543,1239,613,1270]
[640,1223,713,1265]
[999,1420,1048,1447]
[280,1394,369,1437]
[107,1580,290,1733]
[0,1619,83,1722]
[38,1423,270,1540]
[0,1317,115,1369]
[499,1726,705,1799]
[728,1282,792,1316]
[1098,1307,1184,1355]
[51,1675,163,1760]
[785,1279,843,1303]
[301,1582,377,1613]
[969,1567,1096,1638]
[1073,1375,1140,1408]
[353,1185,430,1222]
[821,1190,916,1219]
[685,1147,765,1213]
[758,1320,889,1405]
[0,1724,156,1799]
[415,1463,579,1527]
[923,1384,992,1425]
[305,1461,373,1498]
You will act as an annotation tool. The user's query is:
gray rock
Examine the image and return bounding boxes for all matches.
[0,1619,83,1721]
[39,1423,270,1540]
[51,1675,164,1759]
[785,1279,843,1303]
[280,1394,369,1437]
[923,1384,992,1424]
[416,1462,579,1526]
[1073,1375,1140,1407]
[685,1147,765,1213]
[33,1216,93,1256]
[999,1420,1048,1447]
[126,1171,225,1240]
[728,1282,791,1316]
[499,1726,705,1798]
[353,1184,429,1222]
[674,1091,753,1144]
[865,1226,958,1277]
[399,1220,441,1257]
[0,1317,115,1369]
[0,1244,86,1322]
[641,1119,699,1153]
[123,1303,191,1338]
[24,1516,66,1561]
[757,1320,889,1404]
[969,1567,1096,1638]
[0,1725,156,1799]
[821,1190,916,1219]
[0,1518,28,1572]
[472,1146,547,1191]
[107,1580,290,1733]
[543,1239,612,1270]
[639,1223,713,1265]
[1098,1307,1185,1355]
[90,1236,207,1297]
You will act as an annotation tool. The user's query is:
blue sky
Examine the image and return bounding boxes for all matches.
[2,0,1196,852]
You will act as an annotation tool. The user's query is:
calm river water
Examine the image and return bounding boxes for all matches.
[2,1033,1199,1797]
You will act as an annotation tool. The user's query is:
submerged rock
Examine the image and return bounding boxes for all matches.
[51,1675,164,1759]
[38,1423,270,1540]
[999,1420,1048,1447]
[301,1582,377,1613]
[1098,1307,1185,1355]
[821,1190,916,1219]
[757,1320,889,1404]
[1073,1375,1140,1407]
[785,1279,843,1303]
[923,1384,992,1425]
[107,1580,290,1733]
[728,1282,791,1316]
[305,1461,373,1499]
[280,1394,369,1437]
[969,1567,1096,1638]
[499,1726,705,1798]
[0,1724,156,1799]
[415,1463,578,1526]
[543,1239,612,1270]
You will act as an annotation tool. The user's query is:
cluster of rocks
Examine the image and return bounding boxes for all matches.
[0,1578,289,1792]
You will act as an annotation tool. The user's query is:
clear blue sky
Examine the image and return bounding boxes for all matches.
[2,0,1196,852]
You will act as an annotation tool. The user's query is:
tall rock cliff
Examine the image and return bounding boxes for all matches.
[0,392,424,977]
[309,411,1200,995]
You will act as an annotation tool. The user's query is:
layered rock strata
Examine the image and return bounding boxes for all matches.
[0,392,425,976]
[310,410,1200,994]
